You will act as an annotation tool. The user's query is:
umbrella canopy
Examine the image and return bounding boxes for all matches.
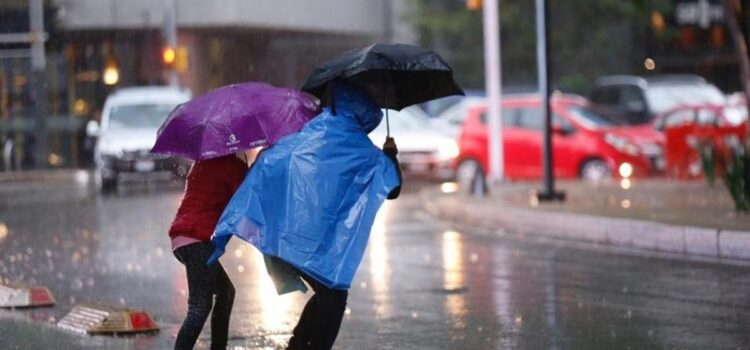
[151,82,319,160]
[301,43,464,111]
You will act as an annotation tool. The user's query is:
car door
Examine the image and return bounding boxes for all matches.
[512,105,545,178]
[479,107,522,179]
[550,112,580,178]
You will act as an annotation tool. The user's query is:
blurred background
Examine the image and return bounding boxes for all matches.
[3,1,750,349]
[0,0,747,188]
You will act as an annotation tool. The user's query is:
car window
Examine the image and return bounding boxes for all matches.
[618,86,644,106]
[108,104,177,130]
[512,107,570,131]
[517,107,544,130]
[592,86,618,105]
[644,84,726,115]
[371,107,432,134]
[659,108,723,129]
[480,108,517,126]
[568,106,620,129]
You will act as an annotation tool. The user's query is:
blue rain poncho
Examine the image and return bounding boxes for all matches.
[209,83,400,290]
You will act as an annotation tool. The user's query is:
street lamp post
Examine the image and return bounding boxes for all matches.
[535,0,565,202]
[483,0,504,184]
[30,0,48,169]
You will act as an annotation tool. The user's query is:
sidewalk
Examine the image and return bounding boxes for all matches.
[0,169,91,184]
[423,179,750,261]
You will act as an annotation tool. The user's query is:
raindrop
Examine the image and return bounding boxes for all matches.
[234,249,244,258]
[87,278,95,287]
[156,247,164,257]
[71,252,82,263]
[180,289,187,297]
[237,265,245,273]
[515,316,523,325]
[477,326,483,333]
[626,310,632,318]
[360,282,367,289]
[45,250,52,258]
[345,307,351,316]
[423,254,431,263]
[134,264,143,272]
[72,279,83,290]
[47,316,56,323]
[9,255,15,263]
[56,272,64,279]
[119,298,126,305]
[25,247,33,255]
[469,253,479,263]
[622,286,629,293]
[648,330,654,337]
[411,311,419,319]
[69,296,76,304]
[126,263,133,271]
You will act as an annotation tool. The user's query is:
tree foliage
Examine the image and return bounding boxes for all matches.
[408,0,671,93]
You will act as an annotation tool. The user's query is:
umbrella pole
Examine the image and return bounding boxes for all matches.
[386,109,390,137]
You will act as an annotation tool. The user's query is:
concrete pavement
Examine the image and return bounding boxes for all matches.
[424,179,750,262]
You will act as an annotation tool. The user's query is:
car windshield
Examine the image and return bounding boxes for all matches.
[108,104,177,130]
[645,84,726,114]
[567,106,622,129]
[374,106,432,132]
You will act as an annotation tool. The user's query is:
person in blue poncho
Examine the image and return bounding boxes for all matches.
[209,81,401,350]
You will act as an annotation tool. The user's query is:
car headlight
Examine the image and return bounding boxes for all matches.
[604,133,640,156]
[437,140,460,161]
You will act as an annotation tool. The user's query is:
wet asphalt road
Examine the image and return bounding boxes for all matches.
[1,177,750,350]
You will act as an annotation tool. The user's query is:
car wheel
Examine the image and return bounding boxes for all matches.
[456,159,486,195]
[580,159,611,181]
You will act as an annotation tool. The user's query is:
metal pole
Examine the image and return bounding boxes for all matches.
[535,0,564,201]
[483,0,504,184]
[30,0,48,168]
[164,0,178,87]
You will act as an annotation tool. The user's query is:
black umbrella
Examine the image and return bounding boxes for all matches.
[302,43,464,135]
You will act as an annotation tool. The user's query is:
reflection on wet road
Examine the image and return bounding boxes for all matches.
[1,181,750,349]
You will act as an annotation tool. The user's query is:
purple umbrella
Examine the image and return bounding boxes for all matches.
[151,82,320,160]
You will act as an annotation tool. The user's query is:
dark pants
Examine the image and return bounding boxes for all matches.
[174,242,235,350]
[286,272,349,350]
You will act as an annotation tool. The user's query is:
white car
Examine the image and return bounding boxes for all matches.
[433,96,486,136]
[88,86,192,190]
[369,107,459,180]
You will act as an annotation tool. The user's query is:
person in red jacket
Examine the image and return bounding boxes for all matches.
[169,153,248,350]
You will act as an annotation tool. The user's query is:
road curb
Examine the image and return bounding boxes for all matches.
[0,169,91,184]
[422,189,750,262]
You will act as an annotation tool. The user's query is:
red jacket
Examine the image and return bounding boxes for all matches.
[169,155,247,242]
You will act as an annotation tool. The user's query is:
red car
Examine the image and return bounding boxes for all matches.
[454,94,665,184]
[653,104,748,178]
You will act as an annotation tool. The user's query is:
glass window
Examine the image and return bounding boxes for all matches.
[108,104,177,130]
[644,84,726,115]
[567,106,621,129]
[480,108,518,126]
[517,107,544,130]
[592,86,619,105]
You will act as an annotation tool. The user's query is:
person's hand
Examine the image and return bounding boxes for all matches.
[383,137,398,157]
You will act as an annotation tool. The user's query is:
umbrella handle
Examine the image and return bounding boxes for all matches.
[386,109,390,137]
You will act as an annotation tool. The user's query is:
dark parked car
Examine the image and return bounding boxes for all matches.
[590,75,726,125]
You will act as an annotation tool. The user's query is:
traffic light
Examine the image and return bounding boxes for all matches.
[162,46,176,68]
[467,0,482,10]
